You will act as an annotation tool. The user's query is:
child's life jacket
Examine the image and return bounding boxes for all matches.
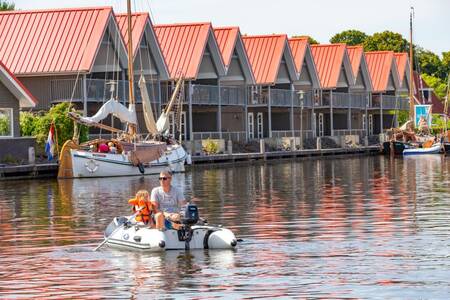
[128,198,153,224]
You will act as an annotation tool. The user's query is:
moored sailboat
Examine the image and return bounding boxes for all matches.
[58,2,190,178]
[382,7,442,156]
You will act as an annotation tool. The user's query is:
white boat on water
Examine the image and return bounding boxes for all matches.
[403,143,442,155]
[67,142,188,178]
[102,204,238,251]
[58,74,190,178]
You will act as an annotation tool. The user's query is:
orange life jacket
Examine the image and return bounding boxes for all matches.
[128,198,153,224]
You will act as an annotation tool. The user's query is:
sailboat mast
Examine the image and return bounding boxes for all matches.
[409,7,415,122]
[127,0,136,136]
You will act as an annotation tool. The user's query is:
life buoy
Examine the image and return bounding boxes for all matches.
[85,159,99,173]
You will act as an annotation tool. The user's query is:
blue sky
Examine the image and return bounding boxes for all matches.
[13,0,450,56]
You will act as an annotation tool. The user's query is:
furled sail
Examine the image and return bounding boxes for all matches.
[138,75,158,134]
[79,99,137,125]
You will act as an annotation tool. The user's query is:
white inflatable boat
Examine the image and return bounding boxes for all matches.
[103,204,238,251]
[403,143,442,155]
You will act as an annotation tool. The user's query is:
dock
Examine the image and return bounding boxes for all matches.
[0,146,381,180]
[191,146,380,164]
[0,163,58,180]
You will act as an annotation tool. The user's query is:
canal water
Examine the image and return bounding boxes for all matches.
[1,156,449,299]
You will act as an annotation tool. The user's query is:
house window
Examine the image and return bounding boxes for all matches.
[0,108,13,137]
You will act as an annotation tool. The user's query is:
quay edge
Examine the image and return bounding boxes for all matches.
[0,146,380,180]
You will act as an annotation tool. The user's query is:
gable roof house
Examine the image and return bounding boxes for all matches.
[214,26,255,141]
[115,12,169,133]
[310,44,355,136]
[0,61,37,162]
[242,34,298,138]
[154,22,226,141]
[393,52,411,96]
[0,7,128,115]
[365,51,402,133]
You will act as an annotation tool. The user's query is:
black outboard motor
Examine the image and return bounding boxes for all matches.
[177,204,199,248]
[182,203,199,226]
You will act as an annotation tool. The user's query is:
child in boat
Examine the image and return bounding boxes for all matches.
[128,190,154,226]
[108,142,117,154]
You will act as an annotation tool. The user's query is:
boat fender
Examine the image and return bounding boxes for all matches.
[230,239,237,247]
[203,229,216,249]
[159,240,166,248]
[137,163,145,174]
[85,159,99,173]
[134,236,141,243]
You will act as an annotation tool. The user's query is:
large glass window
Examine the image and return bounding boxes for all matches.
[0,108,13,137]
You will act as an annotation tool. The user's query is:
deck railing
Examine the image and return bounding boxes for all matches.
[270,89,292,107]
[334,129,365,136]
[221,86,246,106]
[193,131,246,141]
[51,78,159,104]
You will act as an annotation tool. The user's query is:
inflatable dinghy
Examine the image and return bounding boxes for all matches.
[104,204,237,251]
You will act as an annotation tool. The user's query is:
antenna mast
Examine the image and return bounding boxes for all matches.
[409,6,415,122]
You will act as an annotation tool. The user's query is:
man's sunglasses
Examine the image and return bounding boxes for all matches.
[159,177,171,181]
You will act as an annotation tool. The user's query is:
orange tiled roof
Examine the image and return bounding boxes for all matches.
[288,37,309,75]
[242,34,294,85]
[0,60,37,107]
[0,7,114,75]
[115,13,148,59]
[310,44,347,89]
[365,51,398,93]
[214,27,239,68]
[154,22,224,80]
[394,52,409,84]
[347,46,364,78]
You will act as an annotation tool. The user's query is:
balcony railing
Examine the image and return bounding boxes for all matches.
[221,86,246,106]
[51,78,159,104]
[191,84,219,105]
[270,89,292,107]
[350,94,367,109]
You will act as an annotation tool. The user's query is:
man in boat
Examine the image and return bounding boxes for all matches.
[151,170,186,230]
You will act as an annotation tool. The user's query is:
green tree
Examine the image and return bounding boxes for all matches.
[330,30,368,46]
[441,51,450,78]
[0,1,14,11]
[292,35,319,45]
[363,31,408,52]
[415,48,444,78]
[421,74,447,99]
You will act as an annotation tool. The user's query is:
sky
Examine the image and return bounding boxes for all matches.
[12,0,450,56]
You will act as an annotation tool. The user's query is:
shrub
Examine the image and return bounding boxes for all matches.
[203,138,219,155]
[19,103,88,152]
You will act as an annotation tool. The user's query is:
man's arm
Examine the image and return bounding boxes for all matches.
[150,188,160,213]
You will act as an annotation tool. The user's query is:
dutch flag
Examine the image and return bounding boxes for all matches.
[45,123,56,161]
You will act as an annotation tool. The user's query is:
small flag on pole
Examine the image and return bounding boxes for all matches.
[45,123,56,161]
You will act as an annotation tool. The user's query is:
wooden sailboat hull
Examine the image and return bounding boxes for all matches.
[66,144,188,178]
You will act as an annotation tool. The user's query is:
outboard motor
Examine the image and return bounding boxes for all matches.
[178,204,199,249]
[182,204,199,225]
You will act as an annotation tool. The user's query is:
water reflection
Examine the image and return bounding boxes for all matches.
[1,156,450,298]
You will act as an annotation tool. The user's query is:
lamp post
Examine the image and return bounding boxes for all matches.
[298,90,305,149]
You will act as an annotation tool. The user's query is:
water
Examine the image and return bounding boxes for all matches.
[1,155,449,299]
